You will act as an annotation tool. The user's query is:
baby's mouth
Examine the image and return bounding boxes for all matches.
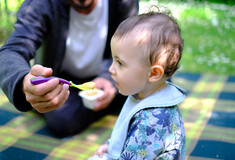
[111,76,119,88]
[115,83,119,88]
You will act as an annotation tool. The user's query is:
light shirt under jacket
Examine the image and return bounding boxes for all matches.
[62,0,108,78]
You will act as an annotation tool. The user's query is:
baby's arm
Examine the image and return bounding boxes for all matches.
[95,143,109,158]
[120,111,163,159]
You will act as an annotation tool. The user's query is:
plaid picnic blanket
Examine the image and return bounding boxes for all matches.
[0,72,235,160]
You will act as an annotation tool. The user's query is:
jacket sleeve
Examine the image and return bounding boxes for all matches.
[0,0,53,111]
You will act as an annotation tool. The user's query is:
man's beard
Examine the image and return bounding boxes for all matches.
[74,0,95,10]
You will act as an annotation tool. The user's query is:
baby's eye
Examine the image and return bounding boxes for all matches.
[116,60,123,66]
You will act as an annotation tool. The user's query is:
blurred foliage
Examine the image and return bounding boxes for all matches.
[0,12,15,44]
[141,0,235,5]
[0,0,24,45]
[0,0,234,75]
[140,0,235,75]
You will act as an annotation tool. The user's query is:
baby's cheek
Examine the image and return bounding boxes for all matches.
[119,84,136,96]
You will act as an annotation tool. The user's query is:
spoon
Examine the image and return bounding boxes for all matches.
[30,76,96,90]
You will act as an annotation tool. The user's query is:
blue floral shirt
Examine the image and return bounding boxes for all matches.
[120,107,186,160]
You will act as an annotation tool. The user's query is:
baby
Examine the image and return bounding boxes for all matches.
[90,7,187,160]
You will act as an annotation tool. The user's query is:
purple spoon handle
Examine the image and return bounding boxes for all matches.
[30,76,72,85]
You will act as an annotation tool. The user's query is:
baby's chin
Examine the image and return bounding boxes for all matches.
[118,89,134,97]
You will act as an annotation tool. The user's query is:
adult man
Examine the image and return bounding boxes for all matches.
[0,0,138,137]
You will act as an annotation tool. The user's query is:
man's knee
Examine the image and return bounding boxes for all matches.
[44,111,89,137]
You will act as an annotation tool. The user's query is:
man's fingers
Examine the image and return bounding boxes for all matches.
[30,84,70,113]
[30,64,53,77]
[30,78,60,96]
[26,81,62,102]
[24,65,70,113]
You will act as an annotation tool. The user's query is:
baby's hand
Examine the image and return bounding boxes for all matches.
[95,144,109,158]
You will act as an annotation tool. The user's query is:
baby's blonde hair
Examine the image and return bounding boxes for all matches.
[113,6,184,77]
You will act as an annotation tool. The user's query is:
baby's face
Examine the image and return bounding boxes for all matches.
[109,36,150,97]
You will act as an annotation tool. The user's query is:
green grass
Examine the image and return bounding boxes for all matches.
[179,3,235,75]
[0,0,234,75]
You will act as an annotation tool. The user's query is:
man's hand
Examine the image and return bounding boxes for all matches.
[23,64,70,113]
[92,77,116,111]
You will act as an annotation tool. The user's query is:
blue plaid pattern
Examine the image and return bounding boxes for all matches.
[0,72,235,160]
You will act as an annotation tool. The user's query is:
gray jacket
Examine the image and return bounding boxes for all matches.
[0,0,139,111]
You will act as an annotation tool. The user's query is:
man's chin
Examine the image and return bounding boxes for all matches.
[74,0,94,9]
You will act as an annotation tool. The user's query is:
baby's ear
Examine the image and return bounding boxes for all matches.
[149,65,164,82]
